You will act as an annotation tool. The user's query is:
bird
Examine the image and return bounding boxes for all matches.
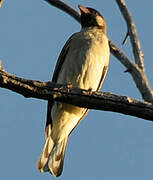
[37,5,110,177]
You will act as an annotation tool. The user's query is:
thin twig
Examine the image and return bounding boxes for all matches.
[122,31,129,45]
[116,0,145,70]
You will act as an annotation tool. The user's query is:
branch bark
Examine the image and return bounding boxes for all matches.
[0,67,153,121]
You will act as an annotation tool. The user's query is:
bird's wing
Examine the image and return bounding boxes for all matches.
[45,34,76,137]
[51,35,74,82]
[97,65,109,91]
[97,37,110,91]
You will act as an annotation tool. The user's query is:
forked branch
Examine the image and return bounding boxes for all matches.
[115,0,153,102]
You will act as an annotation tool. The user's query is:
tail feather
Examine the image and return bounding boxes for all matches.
[38,136,68,177]
[37,136,54,172]
[48,137,68,177]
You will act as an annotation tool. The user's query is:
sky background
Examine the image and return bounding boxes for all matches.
[0,0,153,179]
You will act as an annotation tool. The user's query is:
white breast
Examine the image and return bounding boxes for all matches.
[57,28,110,91]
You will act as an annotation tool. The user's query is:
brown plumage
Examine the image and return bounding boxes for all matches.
[38,5,110,177]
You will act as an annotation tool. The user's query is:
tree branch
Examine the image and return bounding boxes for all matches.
[44,0,80,23]
[110,41,153,102]
[115,0,153,102]
[1,66,153,121]
[116,0,144,70]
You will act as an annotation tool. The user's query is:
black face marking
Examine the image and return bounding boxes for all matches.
[80,7,105,28]
[86,7,104,19]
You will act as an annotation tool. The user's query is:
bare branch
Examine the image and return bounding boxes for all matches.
[110,42,153,102]
[110,41,136,70]
[116,0,144,70]
[115,0,153,102]
[44,0,80,23]
[0,68,153,121]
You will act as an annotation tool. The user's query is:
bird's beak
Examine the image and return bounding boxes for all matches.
[78,5,90,14]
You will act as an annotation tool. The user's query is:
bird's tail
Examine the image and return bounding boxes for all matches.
[37,135,68,177]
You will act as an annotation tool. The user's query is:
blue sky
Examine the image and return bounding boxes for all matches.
[0,0,153,179]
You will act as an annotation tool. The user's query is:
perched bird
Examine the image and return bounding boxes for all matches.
[38,5,110,177]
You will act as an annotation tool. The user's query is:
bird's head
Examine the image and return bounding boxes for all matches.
[78,5,107,33]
